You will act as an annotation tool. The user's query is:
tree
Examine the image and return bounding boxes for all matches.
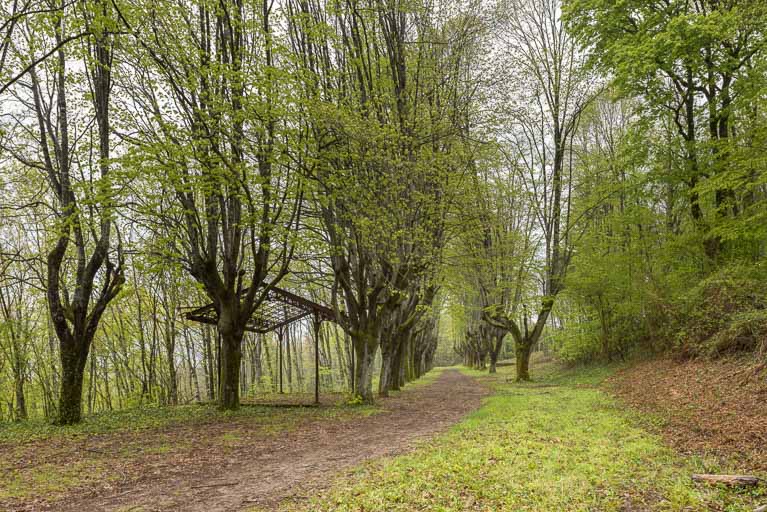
[459,163,534,373]
[1,0,126,424]
[286,0,484,401]
[121,0,304,409]
[0,230,37,420]
[565,0,767,262]
[483,0,597,381]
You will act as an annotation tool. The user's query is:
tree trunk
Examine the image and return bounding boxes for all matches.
[58,340,89,425]
[183,327,201,402]
[333,329,347,390]
[14,371,27,421]
[102,358,113,411]
[378,346,393,397]
[165,327,178,406]
[218,320,243,410]
[254,335,263,388]
[285,332,293,391]
[515,341,532,382]
[389,339,404,391]
[203,325,215,401]
[489,353,498,374]
[87,347,97,414]
[478,350,487,370]
[353,332,378,403]
[489,332,504,374]
[691,474,760,487]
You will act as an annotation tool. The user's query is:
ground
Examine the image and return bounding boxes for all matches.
[0,370,486,511]
[1,358,766,511]
[275,361,767,511]
[607,355,767,473]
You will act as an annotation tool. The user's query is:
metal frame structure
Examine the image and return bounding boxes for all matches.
[183,285,341,404]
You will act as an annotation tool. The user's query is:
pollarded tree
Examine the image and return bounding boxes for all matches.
[460,163,535,373]
[483,0,598,381]
[120,0,304,410]
[287,0,484,401]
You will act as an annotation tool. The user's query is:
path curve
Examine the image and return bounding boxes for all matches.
[66,369,487,511]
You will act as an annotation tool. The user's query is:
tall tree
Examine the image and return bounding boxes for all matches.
[287,0,483,401]
[1,0,126,423]
[483,0,597,381]
[122,0,303,409]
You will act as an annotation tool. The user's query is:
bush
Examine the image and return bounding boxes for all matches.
[675,263,767,357]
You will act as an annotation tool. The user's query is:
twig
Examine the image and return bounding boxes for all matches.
[191,481,239,489]
[109,488,139,499]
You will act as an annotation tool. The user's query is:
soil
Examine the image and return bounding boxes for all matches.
[607,355,767,473]
[7,369,487,512]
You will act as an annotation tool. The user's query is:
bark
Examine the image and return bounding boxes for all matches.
[183,327,201,402]
[389,339,405,391]
[378,345,394,397]
[254,335,263,387]
[87,349,96,414]
[333,329,346,390]
[102,358,112,411]
[134,274,149,399]
[488,352,498,374]
[691,474,760,487]
[352,327,379,403]
[515,341,532,382]
[217,308,244,410]
[163,321,178,405]
[263,336,275,392]
[14,371,26,421]
[292,335,304,390]
[58,338,90,424]
[285,331,293,391]
[488,332,504,374]
[203,325,216,400]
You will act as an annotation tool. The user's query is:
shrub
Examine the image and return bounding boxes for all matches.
[675,263,767,357]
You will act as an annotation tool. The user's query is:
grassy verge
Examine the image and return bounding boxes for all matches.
[0,399,378,445]
[279,361,766,511]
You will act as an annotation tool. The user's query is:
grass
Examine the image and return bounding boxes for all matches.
[0,399,378,445]
[0,460,119,500]
[278,361,766,511]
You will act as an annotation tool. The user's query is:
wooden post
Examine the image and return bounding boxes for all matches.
[313,315,320,405]
[278,328,284,394]
[216,330,222,401]
[350,336,355,395]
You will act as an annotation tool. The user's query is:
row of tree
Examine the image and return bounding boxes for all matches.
[4,0,765,424]
[0,0,483,423]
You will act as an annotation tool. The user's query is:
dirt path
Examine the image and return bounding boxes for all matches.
[57,369,486,511]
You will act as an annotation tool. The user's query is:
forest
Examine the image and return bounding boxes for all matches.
[0,0,766,510]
